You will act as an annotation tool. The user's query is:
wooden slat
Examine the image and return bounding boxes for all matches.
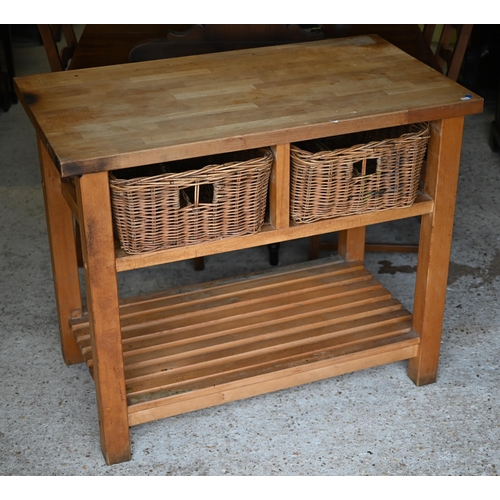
[77,276,386,364]
[121,282,386,361]
[127,337,418,426]
[73,259,369,338]
[123,301,408,384]
[75,278,388,369]
[73,258,358,323]
[75,277,382,365]
[71,258,418,426]
[125,316,414,398]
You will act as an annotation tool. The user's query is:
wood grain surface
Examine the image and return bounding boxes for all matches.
[15,36,483,177]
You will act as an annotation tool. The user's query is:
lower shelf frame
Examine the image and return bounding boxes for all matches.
[71,256,419,427]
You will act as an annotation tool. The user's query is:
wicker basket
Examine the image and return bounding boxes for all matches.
[290,122,430,223]
[110,148,273,254]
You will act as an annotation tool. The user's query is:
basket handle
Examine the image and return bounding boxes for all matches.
[194,184,200,208]
[353,157,379,177]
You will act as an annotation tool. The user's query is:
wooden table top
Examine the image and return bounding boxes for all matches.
[15,35,483,177]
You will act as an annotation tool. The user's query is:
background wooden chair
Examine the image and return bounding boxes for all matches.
[38,25,78,72]
[309,24,474,260]
[423,25,473,81]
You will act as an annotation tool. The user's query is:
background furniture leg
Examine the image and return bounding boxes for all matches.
[408,117,465,386]
[489,80,500,152]
[76,172,131,465]
[268,243,280,266]
[38,137,83,365]
[309,235,321,260]
[193,257,205,271]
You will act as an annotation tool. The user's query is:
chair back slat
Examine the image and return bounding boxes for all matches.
[38,24,78,72]
[424,24,473,81]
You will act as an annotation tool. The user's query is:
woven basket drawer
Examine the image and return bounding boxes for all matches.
[290,122,430,223]
[110,148,273,254]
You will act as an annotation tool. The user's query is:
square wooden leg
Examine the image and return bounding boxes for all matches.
[408,116,465,386]
[76,172,131,465]
[38,137,83,365]
[338,226,366,263]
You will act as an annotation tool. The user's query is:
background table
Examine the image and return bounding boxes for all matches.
[70,24,442,72]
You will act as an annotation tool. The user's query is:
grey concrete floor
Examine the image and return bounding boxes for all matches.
[1,28,500,476]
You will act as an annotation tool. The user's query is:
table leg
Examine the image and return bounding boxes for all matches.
[337,226,366,262]
[408,116,465,386]
[76,172,131,465]
[38,137,83,365]
[269,143,290,230]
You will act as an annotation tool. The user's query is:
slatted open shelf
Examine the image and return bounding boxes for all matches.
[71,257,419,426]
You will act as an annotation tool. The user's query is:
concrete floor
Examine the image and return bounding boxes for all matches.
[1,29,499,476]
